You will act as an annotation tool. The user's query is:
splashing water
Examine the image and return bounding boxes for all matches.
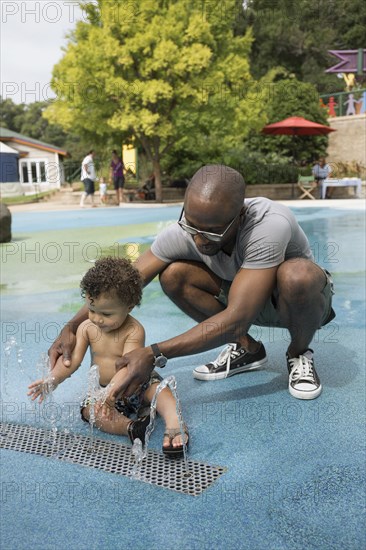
[2,339,13,399]
[130,438,144,477]
[130,375,190,478]
[39,353,58,445]
[2,336,25,399]
[86,364,103,451]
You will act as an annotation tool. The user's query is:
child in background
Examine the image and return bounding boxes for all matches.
[99,177,108,205]
[28,257,189,457]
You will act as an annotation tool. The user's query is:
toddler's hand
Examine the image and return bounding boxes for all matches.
[27,378,56,403]
[98,382,116,420]
[98,398,115,420]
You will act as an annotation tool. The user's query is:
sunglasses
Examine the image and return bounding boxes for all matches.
[178,208,240,242]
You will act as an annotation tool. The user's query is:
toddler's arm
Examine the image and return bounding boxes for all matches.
[28,321,90,403]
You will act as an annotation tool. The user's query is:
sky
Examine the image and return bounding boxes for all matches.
[1,0,84,104]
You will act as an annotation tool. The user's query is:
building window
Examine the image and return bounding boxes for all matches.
[22,163,29,183]
[31,163,38,182]
[19,160,47,184]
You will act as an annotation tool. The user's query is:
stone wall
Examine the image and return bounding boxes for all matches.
[327,114,366,166]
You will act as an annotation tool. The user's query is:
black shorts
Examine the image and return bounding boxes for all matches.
[80,370,163,421]
[113,176,125,190]
[82,178,95,195]
[216,267,335,328]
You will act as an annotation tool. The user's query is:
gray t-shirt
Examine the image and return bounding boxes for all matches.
[151,197,313,281]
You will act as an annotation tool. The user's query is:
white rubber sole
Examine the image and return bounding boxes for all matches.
[288,383,322,399]
[192,357,268,381]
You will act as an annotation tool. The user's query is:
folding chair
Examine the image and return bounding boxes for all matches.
[297,176,317,200]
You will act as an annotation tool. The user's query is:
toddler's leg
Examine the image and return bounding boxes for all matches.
[143,385,188,451]
[81,404,130,436]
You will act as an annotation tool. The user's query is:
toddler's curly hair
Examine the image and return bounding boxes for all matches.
[80,256,143,308]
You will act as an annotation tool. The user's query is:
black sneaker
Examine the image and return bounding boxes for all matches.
[287,349,322,400]
[193,342,267,381]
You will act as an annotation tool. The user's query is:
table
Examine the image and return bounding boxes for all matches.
[321,178,362,199]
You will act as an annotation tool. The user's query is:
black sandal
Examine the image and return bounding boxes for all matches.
[162,425,189,458]
[127,415,151,445]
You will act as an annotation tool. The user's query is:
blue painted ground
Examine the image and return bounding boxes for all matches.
[1,204,365,550]
[10,204,183,233]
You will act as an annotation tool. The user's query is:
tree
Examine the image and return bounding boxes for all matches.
[242,0,366,94]
[262,77,329,161]
[0,97,25,132]
[45,0,265,200]
[0,97,89,161]
[243,77,330,181]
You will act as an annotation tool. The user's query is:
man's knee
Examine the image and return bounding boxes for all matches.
[277,259,324,296]
[159,262,188,296]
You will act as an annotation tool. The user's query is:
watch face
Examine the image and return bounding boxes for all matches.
[155,355,167,368]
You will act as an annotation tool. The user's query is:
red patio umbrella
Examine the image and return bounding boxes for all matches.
[261,116,336,197]
[262,116,336,136]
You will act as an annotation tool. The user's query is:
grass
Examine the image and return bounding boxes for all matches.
[1,190,58,205]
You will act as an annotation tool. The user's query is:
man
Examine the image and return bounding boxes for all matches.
[80,150,96,208]
[312,157,333,198]
[110,150,125,205]
[50,165,335,405]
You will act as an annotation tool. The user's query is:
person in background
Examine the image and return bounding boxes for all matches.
[99,177,108,205]
[110,150,125,206]
[312,157,333,199]
[80,150,97,208]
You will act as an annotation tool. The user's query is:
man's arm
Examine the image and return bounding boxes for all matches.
[113,266,278,398]
[82,160,90,176]
[158,266,278,356]
[134,249,169,285]
[48,304,89,368]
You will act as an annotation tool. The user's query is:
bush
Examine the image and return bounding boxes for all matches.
[331,161,366,179]
[224,150,299,184]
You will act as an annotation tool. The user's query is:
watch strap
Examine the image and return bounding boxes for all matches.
[151,343,161,358]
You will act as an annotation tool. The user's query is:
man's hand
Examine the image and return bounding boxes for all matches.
[113,347,155,399]
[48,326,77,369]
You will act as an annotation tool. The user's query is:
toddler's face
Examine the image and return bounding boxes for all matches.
[86,292,131,333]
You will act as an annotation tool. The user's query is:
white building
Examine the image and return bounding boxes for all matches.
[0,127,68,196]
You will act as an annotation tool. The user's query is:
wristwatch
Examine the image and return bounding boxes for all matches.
[151,343,168,368]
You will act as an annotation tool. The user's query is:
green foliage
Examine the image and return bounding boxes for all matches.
[244,78,331,168]
[44,0,265,200]
[0,97,24,131]
[0,96,90,161]
[236,150,299,185]
[243,0,366,93]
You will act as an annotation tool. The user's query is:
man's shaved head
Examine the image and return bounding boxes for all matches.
[187,165,245,209]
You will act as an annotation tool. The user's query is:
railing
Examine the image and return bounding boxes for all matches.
[63,160,81,184]
[319,89,366,117]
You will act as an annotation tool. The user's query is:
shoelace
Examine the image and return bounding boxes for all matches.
[288,354,316,384]
[213,344,241,378]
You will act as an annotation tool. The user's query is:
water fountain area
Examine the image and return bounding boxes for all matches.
[1,202,365,550]
[1,346,225,496]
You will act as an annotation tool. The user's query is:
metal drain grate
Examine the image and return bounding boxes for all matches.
[0,422,226,496]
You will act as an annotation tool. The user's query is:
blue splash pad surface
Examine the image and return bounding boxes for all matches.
[1,205,365,550]
[10,205,183,233]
